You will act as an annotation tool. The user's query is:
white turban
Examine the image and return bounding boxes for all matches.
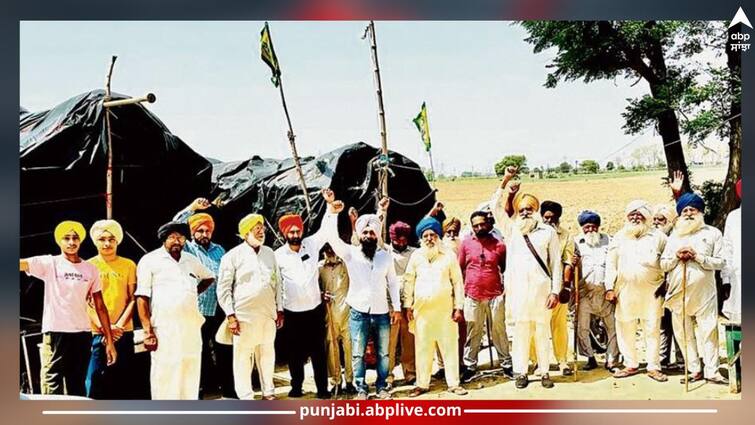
[90,219,124,244]
[653,203,677,222]
[355,214,381,234]
[625,200,651,220]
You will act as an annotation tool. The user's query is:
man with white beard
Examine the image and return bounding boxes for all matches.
[605,200,668,382]
[491,183,561,389]
[574,211,619,371]
[652,203,684,371]
[661,192,728,385]
[722,179,742,324]
[217,214,284,400]
[403,217,468,396]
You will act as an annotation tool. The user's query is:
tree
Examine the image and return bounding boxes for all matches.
[558,161,572,174]
[606,161,615,171]
[519,21,723,194]
[580,160,600,174]
[495,155,528,176]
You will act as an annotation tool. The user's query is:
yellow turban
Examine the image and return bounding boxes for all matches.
[238,214,264,238]
[90,219,124,244]
[513,192,540,212]
[54,220,86,243]
[188,213,215,234]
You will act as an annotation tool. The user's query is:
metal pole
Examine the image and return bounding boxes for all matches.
[277,77,313,218]
[104,55,117,219]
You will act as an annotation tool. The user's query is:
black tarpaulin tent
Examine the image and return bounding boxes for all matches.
[207,142,437,250]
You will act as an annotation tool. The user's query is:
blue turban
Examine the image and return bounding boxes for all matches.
[577,210,601,227]
[415,217,442,239]
[676,192,705,215]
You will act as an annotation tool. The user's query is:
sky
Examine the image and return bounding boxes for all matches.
[19,21,723,175]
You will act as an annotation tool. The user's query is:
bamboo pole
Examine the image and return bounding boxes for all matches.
[276,77,312,218]
[574,260,580,382]
[427,149,436,183]
[104,56,117,219]
[682,261,689,393]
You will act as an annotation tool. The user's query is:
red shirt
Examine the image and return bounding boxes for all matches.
[458,234,506,301]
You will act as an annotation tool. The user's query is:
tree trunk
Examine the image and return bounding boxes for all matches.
[714,24,743,229]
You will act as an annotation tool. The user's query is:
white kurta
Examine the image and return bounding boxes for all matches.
[605,227,666,371]
[491,189,561,376]
[661,224,725,378]
[135,248,213,400]
[605,229,667,322]
[217,242,282,399]
[403,247,464,389]
[722,208,741,323]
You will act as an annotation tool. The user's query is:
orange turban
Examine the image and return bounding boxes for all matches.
[513,192,540,212]
[278,214,304,235]
[188,213,215,234]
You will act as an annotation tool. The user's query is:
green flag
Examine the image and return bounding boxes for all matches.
[260,22,281,87]
[412,102,431,152]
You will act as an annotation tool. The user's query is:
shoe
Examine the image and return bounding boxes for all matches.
[605,362,619,372]
[447,386,468,395]
[501,366,515,379]
[515,374,528,389]
[433,368,446,380]
[355,391,369,400]
[329,385,343,396]
[344,383,358,395]
[583,357,598,371]
[680,372,704,384]
[376,388,392,400]
[706,374,729,385]
[647,370,668,382]
[461,368,477,383]
[665,362,683,371]
[541,374,554,388]
[316,391,332,400]
[262,395,276,400]
[288,388,303,398]
[613,367,639,378]
[561,367,573,376]
[408,387,429,397]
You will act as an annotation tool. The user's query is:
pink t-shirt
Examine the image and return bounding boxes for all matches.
[26,255,102,333]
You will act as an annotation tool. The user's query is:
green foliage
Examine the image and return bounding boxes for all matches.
[495,155,528,176]
[558,161,573,173]
[580,159,600,174]
[694,180,724,224]
[606,161,615,171]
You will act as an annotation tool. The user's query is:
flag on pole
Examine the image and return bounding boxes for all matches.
[412,102,431,152]
[260,21,281,87]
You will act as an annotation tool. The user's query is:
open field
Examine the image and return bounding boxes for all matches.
[433,166,727,235]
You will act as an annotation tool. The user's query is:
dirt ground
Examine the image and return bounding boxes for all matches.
[262,321,739,401]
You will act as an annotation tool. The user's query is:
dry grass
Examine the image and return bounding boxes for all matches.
[434,167,726,236]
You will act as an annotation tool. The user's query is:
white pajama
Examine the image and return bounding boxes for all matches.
[232,320,277,398]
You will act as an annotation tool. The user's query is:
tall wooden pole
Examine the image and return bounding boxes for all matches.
[104,56,117,219]
[427,149,436,183]
[277,76,312,217]
[366,21,389,200]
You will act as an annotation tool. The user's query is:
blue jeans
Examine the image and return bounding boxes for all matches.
[349,309,390,393]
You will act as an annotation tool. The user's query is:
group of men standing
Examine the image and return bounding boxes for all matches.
[21,168,740,399]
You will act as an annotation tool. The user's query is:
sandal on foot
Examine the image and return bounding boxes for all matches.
[448,386,468,395]
[408,387,429,397]
[648,370,668,382]
[613,368,639,378]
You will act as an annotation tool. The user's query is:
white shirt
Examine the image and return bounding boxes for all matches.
[661,224,725,316]
[326,213,401,315]
[722,208,741,322]
[135,248,213,329]
[574,233,611,288]
[274,213,335,312]
[217,242,283,323]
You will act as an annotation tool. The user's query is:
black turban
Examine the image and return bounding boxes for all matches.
[540,200,563,219]
[157,221,191,242]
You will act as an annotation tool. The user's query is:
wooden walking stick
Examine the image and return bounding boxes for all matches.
[682,261,689,393]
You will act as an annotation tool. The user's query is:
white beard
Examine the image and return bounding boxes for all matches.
[246,233,265,248]
[516,216,538,235]
[674,213,705,236]
[583,231,601,247]
[623,221,650,239]
[657,222,674,235]
[421,240,440,261]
